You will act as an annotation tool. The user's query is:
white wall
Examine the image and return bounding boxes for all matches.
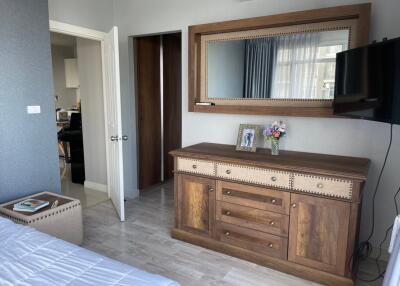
[48,0,114,32]
[113,0,400,253]
[51,45,77,109]
[76,38,107,189]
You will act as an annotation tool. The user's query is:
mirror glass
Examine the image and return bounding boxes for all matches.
[207,29,350,100]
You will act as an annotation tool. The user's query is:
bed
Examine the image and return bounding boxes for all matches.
[0,217,180,286]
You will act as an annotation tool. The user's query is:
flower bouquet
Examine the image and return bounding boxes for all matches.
[263,121,287,155]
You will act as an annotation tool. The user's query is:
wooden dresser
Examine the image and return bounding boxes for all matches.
[170,143,370,286]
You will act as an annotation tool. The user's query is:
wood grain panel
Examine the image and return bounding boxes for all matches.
[216,222,288,260]
[163,33,182,181]
[135,36,161,190]
[216,201,289,237]
[177,174,215,237]
[172,228,354,286]
[216,181,290,215]
[288,193,350,275]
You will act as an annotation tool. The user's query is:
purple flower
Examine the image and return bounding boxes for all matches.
[263,128,272,137]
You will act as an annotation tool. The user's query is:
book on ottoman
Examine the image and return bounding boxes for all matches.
[0,192,83,245]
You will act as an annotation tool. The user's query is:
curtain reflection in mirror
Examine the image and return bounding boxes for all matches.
[243,38,277,98]
[207,29,349,100]
[271,32,320,99]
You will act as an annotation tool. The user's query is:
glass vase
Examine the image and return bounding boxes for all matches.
[271,139,279,156]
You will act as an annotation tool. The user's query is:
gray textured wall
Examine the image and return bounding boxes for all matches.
[0,0,61,203]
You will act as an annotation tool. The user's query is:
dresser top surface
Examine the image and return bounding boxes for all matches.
[170,143,370,180]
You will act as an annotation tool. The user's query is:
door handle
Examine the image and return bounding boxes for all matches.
[122,135,128,141]
[110,135,119,142]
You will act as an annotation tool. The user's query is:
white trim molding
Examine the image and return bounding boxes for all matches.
[84,181,108,193]
[49,20,106,41]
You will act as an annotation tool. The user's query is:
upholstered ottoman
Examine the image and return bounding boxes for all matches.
[0,192,83,245]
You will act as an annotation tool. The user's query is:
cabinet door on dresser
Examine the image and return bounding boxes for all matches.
[176,174,216,237]
[288,194,351,276]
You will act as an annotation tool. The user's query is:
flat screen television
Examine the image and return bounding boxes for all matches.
[334,37,400,124]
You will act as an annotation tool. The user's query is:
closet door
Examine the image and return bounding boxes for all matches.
[135,36,162,190]
[163,33,182,181]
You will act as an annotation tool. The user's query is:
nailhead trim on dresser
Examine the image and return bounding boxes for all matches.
[292,173,353,199]
[216,163,291,190]
[176,157,355,199]
[177,157,216,176]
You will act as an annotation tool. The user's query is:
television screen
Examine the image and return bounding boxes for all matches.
[334,37,400,124]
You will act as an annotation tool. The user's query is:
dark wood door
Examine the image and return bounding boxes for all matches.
[177,174,215,237]
[288,193,350,275]
[163,33,182,181]
[135,36,161,190]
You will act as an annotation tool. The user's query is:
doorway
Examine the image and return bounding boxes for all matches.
[134,32,182,190]
[51,32,109,208]
[50,21,126,221]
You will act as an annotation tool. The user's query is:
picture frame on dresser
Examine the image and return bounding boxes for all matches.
[236,124,260,152]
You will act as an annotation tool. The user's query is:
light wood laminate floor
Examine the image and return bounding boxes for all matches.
[60,162,109,208]
[82,181,385,286]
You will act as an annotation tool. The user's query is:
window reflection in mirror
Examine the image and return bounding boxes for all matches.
[207,29,349,100]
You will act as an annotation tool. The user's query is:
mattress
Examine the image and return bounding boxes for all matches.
[0,217,180,286]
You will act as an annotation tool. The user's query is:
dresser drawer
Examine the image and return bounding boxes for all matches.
[216,163,291,189]
[216,181,290,215]
[177,157,215,176]
[292,174,353,199]
[216,222,288,259]
[216,201,289,237]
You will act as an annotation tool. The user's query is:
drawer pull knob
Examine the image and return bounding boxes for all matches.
[317,183,324,189]
[271,176,277,182]
[192,164,197,169]
[269,221,275,226]
[226,191,232,195]
[225,169,232,175]
[225,231,230,236]
[268,243,273,248]
[292,203,297,208]
[225,211,231,216]
[209,188,214,193]
[271,199,277,204]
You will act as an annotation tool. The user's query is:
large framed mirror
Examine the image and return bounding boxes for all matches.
[189,4,371,116]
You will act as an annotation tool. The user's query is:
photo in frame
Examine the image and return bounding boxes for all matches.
[236,124,260,152]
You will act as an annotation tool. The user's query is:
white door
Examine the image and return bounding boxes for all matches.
[103,26,125,221]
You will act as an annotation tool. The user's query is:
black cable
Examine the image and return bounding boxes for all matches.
[366,123,393,242]
[361,181,400,282]
[351,123,394,281]
[394,185,400,215]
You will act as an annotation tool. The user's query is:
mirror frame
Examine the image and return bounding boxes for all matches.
[188,3,371,117]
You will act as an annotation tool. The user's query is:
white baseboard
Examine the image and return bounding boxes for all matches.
[84,181,108,193]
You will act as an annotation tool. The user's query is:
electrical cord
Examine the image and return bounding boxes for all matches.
[355,184,400,282]
[366,123,393,242]
[351,123,394,282]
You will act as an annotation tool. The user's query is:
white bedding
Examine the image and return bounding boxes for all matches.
[0,218,180,286]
